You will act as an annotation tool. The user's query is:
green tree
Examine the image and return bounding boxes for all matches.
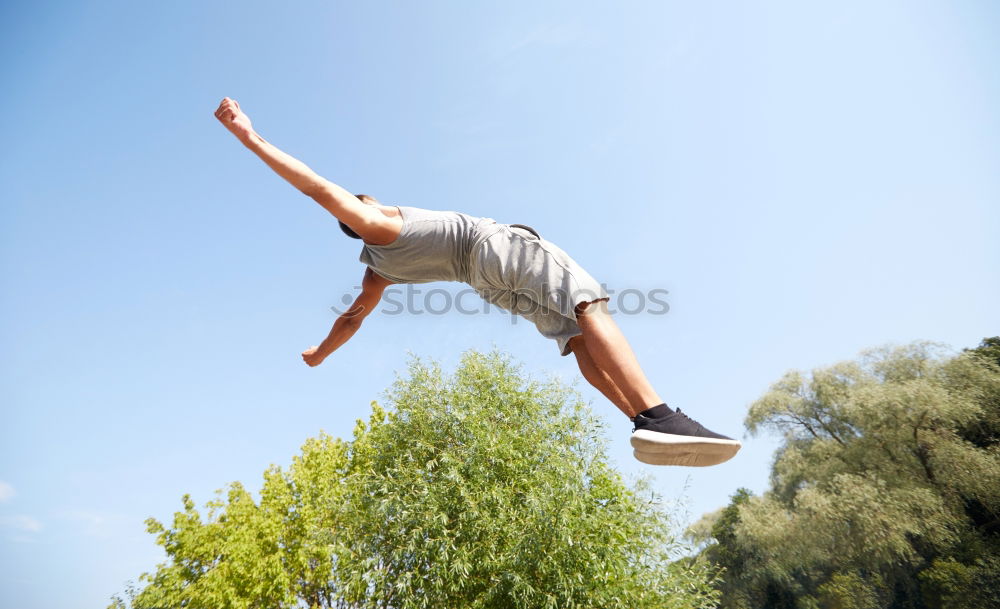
[687,488,806,609]
[964,336,1000,368]
[115,433,352,609]
[113,350,719,609]
[960,337,1000,457]
[693,339,1000,608]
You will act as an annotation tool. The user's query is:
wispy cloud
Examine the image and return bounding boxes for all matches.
[0,514,43,533]
[0,480,14,503]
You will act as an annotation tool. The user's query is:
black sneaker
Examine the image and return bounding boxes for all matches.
[630,408,741,467]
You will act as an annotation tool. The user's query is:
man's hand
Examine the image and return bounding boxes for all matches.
[302,346,326,367]
[214,97,253,141]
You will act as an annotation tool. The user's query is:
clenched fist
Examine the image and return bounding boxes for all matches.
[302,346,326,367]
[214,97,253,140]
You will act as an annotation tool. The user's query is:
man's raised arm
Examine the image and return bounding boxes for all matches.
[213,97,373,228]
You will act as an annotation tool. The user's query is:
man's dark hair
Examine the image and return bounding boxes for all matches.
[339,194,378,239]
[339,221,361,239]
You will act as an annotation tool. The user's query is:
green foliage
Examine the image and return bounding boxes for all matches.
[113,350,719,609]
[688,488,805,609]
[119,433,351,609]
[965,336,1000,368]
[918,558,972,608]
[695,339,1000,608]
[919,554,1000,609]
[815,571,883,609]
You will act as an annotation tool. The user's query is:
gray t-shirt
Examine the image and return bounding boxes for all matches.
[359,206,501,284]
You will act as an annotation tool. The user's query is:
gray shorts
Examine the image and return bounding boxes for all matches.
[469,223,609,356]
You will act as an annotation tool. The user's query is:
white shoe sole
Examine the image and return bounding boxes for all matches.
[630,429,741,467]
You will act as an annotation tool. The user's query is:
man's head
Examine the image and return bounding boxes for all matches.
[339,194,379,239]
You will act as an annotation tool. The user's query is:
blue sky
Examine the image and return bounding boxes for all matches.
[1,1,998,607]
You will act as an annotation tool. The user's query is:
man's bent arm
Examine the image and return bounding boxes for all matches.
[315,314,365,359]
[304,268,392,366]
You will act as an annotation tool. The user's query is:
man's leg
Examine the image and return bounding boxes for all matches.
[573,299,664,418]
[573,298,741,466]
[567,335,635,416]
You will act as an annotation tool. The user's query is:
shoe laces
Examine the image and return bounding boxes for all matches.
[632,407,687,432]
[674,408,708,433]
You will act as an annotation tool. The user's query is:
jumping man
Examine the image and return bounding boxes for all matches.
[213,97,740,467]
